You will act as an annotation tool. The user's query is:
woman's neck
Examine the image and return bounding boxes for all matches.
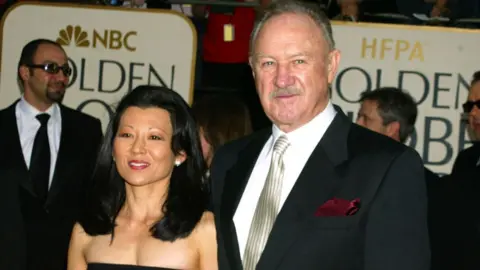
[121,180,169,224]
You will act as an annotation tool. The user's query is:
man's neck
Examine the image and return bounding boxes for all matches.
[23,95,53,112]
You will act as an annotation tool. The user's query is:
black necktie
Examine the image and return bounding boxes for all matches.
[30,113,51,202]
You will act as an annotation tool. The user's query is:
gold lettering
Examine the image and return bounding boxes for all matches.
[409,41,424,61]
[123,31,137,52]
[361,38,377,59]
[109,30,122,50]
[92,30,107,48]
[394,40,409,60]
[361,38,424,61]
[380,38,393,60]
[91,29,137,51]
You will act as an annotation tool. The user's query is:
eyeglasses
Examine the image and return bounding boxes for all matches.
[462,100,480,113]
[28,63,72,77]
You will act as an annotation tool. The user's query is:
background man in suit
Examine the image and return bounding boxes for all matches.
[0,38,103,270]
[210,1,430,270]
[355,87,450,269]
[355,88,440,183]
[447,71,480,269]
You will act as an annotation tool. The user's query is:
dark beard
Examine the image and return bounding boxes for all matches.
[46,88,65,103]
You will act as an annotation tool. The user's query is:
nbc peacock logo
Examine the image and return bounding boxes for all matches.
[55,25,137,51]
[56,25,90,47]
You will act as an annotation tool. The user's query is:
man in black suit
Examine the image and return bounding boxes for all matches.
[209,1,430,270]
[447,71,480,270]
[355,87,450,269]
[0,39,103,270]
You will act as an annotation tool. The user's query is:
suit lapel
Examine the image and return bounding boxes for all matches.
[257,108,351,270]
[45,105,74,206]
[0,101,35,197]
[220,129,271,270]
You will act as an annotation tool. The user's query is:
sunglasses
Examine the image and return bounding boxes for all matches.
[462,100,480,113]
[28,63,72,77]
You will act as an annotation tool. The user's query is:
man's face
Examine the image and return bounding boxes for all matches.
[20,43,70,108]
[250,13,340,132]
[356,100,390,137]
[467,82,480,140]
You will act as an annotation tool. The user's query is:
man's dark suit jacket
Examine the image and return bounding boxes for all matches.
[445,143,480,270]
[423,168,451,270]
[210,107,430,270]
[0,101,103,270]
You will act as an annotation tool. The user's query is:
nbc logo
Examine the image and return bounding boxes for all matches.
[56,25,137,51]
[56,25,90,47]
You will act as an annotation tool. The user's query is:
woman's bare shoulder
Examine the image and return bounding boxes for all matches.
[194,211,218,270]
[194,211,216,237]
[71,222,93,247]
[68,222,94,268]
[200,211,215,226]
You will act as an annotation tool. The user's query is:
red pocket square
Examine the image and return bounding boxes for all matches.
[315,198,361,217]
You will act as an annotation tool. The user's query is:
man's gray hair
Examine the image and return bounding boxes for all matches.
[249,0,335,56]
[359,87,418,143]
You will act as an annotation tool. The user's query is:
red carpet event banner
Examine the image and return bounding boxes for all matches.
[0,3,196,133]
[331,21,480,174]
[0,4,478,174]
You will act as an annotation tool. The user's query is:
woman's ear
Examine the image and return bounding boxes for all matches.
[174,151,187,166]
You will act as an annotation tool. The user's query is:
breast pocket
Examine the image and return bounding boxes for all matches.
[307,215,361,229]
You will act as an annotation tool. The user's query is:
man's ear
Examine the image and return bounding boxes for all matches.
[327,49,341,84]
[19,66,30,81]
[249,56,256,79]
[386,121,401,141]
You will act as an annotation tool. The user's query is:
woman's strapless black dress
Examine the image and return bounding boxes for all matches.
[87,263,180,270]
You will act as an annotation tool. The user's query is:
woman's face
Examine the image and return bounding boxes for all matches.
[113,106,185,186]
[199,128,212,167]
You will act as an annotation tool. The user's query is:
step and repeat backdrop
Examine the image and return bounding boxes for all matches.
[330,22,479,175]
[1,3,479,174]
[0,3,196,132]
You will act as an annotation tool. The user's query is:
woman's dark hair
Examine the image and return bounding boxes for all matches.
[80,85,208,242]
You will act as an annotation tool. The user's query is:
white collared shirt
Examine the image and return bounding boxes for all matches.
[233,101,337,259]
[15,97,62,188]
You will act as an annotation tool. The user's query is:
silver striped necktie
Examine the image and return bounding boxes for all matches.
[243,135,290,270]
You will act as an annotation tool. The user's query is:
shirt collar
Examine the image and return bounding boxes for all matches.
[18,96,60,120]
[268,100,337,155]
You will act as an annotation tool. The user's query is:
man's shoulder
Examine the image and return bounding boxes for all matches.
[451,142,480,174]
[348,123,409,157]
[0,107,10,118]
[346,125,426,187]
[59,105,101,125]
[0,106,10,115]
[0,102,18,126]
[0,101,17,115]
[457,142,480,159]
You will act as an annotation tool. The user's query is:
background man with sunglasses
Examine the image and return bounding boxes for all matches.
[0,38,103,270]
[446,71,480,269]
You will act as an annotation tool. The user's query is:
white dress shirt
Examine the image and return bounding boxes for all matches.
[16,97,62,188]
[233,101,337,259]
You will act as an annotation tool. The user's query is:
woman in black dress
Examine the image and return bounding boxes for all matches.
[67,85,217,270]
